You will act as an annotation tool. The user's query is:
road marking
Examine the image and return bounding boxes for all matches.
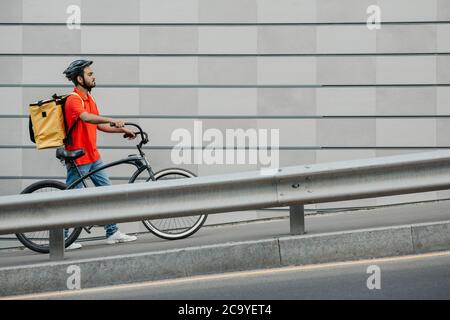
[2,250,450,300]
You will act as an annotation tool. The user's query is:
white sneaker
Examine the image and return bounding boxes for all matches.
[106,231,137,244]
[66,242,82,250]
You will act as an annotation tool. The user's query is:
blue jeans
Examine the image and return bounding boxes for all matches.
[66,160,118,237]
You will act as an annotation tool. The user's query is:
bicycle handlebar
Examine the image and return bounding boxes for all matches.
[110,122,149,145]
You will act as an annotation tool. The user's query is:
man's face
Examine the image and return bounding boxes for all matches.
[78,66,96,90]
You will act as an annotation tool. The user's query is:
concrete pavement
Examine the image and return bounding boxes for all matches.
[1,199,450,268]
[15,251,450,300]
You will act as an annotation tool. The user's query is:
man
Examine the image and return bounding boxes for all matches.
[62,59,138,249]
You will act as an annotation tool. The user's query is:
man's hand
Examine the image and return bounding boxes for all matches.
[122,127,137,140]
[110,120,125,128]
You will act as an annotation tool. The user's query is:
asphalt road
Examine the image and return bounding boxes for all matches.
[11,251,450,300]
[1,199,450,268]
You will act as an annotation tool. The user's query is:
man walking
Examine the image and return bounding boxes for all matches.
[63,59,138,249]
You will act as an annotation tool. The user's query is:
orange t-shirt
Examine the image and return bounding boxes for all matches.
[64,88,100,165]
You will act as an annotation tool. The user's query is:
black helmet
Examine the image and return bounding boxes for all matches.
[63,59,93,82]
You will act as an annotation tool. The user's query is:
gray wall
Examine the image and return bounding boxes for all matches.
[1,0,450,230]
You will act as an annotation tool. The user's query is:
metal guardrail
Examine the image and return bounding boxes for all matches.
[2,150,450,260]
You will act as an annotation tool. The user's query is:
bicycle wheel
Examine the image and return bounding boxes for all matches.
[130,167,208,240]
[15,180,83,254]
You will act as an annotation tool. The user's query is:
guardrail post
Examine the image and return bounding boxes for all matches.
[290,204,305,235]
[49,229,65,261]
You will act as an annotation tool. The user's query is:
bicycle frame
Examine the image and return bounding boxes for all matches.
[65,123,156,190]
[15,123,206,253]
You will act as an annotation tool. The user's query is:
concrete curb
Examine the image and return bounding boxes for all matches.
[1,220,449,297]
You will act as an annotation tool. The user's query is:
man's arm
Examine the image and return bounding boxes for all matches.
[97,123,137,139]
[79,111,123,127]
[79,111,136,139]
[79,112,137,139]
[97,123,124,133]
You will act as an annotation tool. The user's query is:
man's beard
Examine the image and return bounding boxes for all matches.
[86,82,96,92]
[80,75,96,92]
[83,81,96,92]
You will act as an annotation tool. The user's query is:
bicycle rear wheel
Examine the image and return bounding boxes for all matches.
[130,167,208,240]
[15,180,83,254]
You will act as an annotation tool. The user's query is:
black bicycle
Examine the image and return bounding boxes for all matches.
[15,123,208,253]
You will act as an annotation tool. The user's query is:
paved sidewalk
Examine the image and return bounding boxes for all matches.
[1,199,450,269]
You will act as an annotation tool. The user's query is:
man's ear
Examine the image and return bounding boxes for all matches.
[77,75,84,85]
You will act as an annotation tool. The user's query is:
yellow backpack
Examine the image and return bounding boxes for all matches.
[28,92,84,149]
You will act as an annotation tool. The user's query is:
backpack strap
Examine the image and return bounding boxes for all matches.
[64,92,85,146]
[28,116,36,143]
[89,93,96,104]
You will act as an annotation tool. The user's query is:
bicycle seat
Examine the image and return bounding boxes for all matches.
[56,147,85,161]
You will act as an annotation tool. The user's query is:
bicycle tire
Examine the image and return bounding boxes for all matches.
[130,167,208,240]
[15,180,83,254]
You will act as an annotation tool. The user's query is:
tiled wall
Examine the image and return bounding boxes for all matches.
[1,0,449,224]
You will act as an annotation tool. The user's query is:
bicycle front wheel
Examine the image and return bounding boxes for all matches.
[130,167,208,240]
[15,180,83,254]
